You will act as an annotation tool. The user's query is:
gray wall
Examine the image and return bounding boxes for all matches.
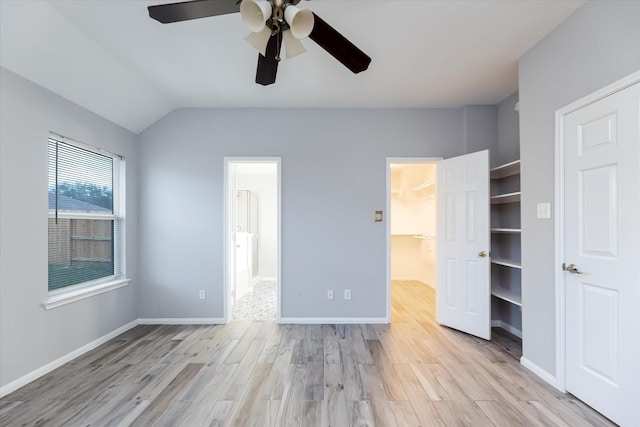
[0,68,140,388]
[497,92,520,166]
[138,108,468,320]
[519,1,640,375]
[463,106,498,167]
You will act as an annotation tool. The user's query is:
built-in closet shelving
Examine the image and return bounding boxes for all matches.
[490,159,522,338]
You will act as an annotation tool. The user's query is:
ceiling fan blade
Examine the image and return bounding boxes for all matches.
[255,33,283,86]
[148,0,240,24]
[308,13,371,74]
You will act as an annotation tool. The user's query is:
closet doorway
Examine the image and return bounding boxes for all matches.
[224,158,281,322]
[386,153,492,340]
[387,159,440,321]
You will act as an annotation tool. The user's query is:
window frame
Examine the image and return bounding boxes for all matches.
[44,133,129,309]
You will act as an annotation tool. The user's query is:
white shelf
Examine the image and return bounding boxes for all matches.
[491,286,522,306]
[411,180,436,192]
[490,160,521,179]
[491,258,522,269]
[491,228,521,234]
[391,234,436,240]
[412,235,436,240]
[490,192,521,204]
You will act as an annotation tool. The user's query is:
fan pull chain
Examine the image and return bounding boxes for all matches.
[275,29,282,62]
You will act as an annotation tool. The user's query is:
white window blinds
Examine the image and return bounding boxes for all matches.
[48,137,122,291]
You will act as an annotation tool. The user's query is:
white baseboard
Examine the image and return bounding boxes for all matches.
[491,320,523,339]
[138,318,226,325]
[0,319,139,398]
[278,317,389,325]
[520,356,561,390]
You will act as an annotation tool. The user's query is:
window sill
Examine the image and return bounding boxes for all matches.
[42,278,131,310]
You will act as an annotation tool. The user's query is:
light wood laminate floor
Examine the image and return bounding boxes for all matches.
[0,281,615,426]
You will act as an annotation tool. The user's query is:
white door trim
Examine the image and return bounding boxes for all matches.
[554,70,640,392]
[385,157,442,323]
[223,157,282,324]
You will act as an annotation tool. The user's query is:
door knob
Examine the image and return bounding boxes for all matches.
[562,263,583,274]
[478,251,487,258]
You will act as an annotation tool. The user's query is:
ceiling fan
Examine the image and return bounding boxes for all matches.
[148,0,371,86]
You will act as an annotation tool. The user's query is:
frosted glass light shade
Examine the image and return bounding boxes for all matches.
[245,28,271,56]
[240,0,272,33]
[284,5,314,39]
[283,30,306,59]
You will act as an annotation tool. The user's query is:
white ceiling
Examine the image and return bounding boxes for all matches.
[0,0,584,134]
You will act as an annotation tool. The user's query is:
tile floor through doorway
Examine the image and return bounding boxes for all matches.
[232,280,277,321]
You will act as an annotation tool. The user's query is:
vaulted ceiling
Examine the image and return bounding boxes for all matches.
[0,0,584,133]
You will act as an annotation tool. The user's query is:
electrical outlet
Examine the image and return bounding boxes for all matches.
[199,290,206,300]
[344,289,351,300]
[327,290,334,300]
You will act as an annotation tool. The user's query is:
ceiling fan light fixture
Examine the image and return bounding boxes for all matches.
[240,0,272,32]
[245,27,272,56]
[147,0,372,85]
[284,5,314,39]
[283,29,306,59]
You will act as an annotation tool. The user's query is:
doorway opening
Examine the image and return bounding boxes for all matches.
[224,158,281,322]
[386,152,496,343]
[387,158,439,322]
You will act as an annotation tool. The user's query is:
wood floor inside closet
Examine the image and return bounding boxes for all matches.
[0,281,614,426]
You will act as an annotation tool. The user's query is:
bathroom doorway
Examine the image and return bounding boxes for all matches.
[224,158,280,322]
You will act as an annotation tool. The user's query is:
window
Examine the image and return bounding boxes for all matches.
[48,136,123,292]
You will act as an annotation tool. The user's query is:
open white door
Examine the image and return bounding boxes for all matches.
[563,82,639,426]
[436,150,491,340]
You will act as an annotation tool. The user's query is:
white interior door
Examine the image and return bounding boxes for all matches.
[436,150,491,340]
[564,82,639,426]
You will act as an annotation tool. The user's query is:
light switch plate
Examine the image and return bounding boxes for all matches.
[537,202,551,219]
